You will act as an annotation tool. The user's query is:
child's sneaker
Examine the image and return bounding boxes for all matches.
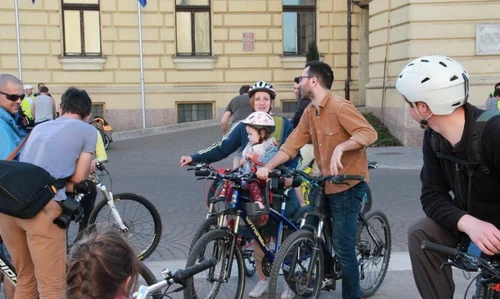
[249,279,269,297]
[281,283,296,299]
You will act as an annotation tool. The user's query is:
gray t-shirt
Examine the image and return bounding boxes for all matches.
[33,94,54,123]
[20,117,97,200]
[225,94,253,123]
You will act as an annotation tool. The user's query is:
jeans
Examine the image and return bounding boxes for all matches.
[327,181,367,299]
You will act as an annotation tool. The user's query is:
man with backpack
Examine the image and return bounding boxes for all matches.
[396,55,500,299]
[0,73,26,299]
[0,87,97,298]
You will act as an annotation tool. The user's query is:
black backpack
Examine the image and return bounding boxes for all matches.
[430,109,500,175]
[0,137,67,219]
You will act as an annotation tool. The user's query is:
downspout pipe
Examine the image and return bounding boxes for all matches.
[345,0,352,101]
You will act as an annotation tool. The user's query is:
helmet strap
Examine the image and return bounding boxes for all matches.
[414,107,433,129]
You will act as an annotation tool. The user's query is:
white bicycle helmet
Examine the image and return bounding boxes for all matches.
[396,55,470,115]
[242,111,276,134]
[248,81,276,100]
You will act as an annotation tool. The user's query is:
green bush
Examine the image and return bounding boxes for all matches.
[362,112,402,147]
[306,42,320,62]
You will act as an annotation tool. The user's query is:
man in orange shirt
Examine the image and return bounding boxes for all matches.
[257,61,377,299]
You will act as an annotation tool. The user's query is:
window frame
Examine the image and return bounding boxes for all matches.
[175,1,212,56]
[61,0,102,57]
[176,102,214,123]
[283,0,316,56]
[91,102,106,118]
[281,100,299,114]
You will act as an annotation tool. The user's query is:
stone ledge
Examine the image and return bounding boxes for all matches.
[113,119,220,141]
[172,56,218,70]
[58,56,107,71]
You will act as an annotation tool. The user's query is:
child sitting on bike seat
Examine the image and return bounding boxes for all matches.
[239,111,278,226]
[66,228,140,299]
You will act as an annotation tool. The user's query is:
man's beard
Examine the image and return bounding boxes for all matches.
[302,88,313,100]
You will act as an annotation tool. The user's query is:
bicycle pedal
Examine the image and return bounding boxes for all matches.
[321,278,333,291]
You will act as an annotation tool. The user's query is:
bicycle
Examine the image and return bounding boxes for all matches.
[268,168,392,298]
[421,240,500,299]
[183,166,306,299]
[0,233,162,298]
[67,161,162,260]
[134,258,217,299]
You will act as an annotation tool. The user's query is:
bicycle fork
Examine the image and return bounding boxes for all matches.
[97,184,128,232]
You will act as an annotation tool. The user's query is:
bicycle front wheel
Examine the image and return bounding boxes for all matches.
[269,229,323,299]
[357,210,392,297]
[184,229,245,299]
[88,193,162,261]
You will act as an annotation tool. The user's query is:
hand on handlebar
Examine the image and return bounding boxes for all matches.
[330,148,344,175]
[458,215,500,255]
[256,167,270,180]
[180,156,193,167]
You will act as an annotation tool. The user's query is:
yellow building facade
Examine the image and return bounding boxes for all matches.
[0,0,367,131]
[1,0,500,145]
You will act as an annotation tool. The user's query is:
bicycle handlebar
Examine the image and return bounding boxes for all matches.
[279,167,364,185]
[173,258,217,283]
[421,240,459,257]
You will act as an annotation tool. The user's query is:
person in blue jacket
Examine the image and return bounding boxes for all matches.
[180,80,300,298]
[0,73,27,299]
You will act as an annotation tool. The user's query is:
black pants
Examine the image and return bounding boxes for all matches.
[408,217,459,299]
[78,180,98,232]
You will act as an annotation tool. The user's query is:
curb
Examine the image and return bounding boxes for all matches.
[112,119,220,142]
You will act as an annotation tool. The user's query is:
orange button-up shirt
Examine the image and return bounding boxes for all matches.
[280,92,378,194]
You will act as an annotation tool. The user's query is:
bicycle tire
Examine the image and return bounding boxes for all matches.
[189,216,257,278]
[268,229,324,298]
[88,193,162,261]
[357,210,392,297]
[137,261,162,299]
[184,229,245,299]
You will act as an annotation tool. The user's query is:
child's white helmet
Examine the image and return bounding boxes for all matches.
[396,55,470,115]
[242,111,275,134]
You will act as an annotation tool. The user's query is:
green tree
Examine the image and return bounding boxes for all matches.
[306,42,320,62]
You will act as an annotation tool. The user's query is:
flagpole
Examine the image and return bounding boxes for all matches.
[14,0,22,80]
[137,1,146,129]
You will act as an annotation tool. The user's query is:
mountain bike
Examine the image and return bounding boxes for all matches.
[133,258,217,299]
[268,168,392,298]
[422,240,500,299]
[0,235,160,298]
[183,166,306,299]
[67,162,162,260]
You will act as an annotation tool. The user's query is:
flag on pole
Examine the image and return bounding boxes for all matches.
[138,0,147,7]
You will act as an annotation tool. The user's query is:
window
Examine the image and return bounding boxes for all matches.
[282,100,298,113]
[175,0,211,56]
[91,102,105,118]
[61,0,101,56]
[283,0,316,56]
[178,103,213,123]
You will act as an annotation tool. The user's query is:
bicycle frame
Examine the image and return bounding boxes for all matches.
[0,252,16,286]
[217,181,299,281]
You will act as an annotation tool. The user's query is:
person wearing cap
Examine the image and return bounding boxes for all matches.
[20,84,34,121]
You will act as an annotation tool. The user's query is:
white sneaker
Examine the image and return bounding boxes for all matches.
[249,280,269,297]
[281,283,296,299]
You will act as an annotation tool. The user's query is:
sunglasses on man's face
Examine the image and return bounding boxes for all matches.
[294,76,313,84]
[0,91,25,102]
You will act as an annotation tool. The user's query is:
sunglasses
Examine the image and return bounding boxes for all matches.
[0,91,25,102]
[294,76,313,84]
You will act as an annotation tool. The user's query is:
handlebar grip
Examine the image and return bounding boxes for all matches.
[268,170,281,178]
[421,241,459,257]
[174,258,217,283]
[342,175,364,181]
[195,170,211,177]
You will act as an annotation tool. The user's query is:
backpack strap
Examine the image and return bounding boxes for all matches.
[470,110,500,175]
[6,133,30,161]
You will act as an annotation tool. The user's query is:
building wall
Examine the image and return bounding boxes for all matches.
[0,0,363,131]
[366,0,500,145]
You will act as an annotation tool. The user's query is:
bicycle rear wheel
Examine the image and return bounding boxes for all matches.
[357,210,392,297]
[184,229,245,299]
[268,229,323,299]
[88,193,162,261]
